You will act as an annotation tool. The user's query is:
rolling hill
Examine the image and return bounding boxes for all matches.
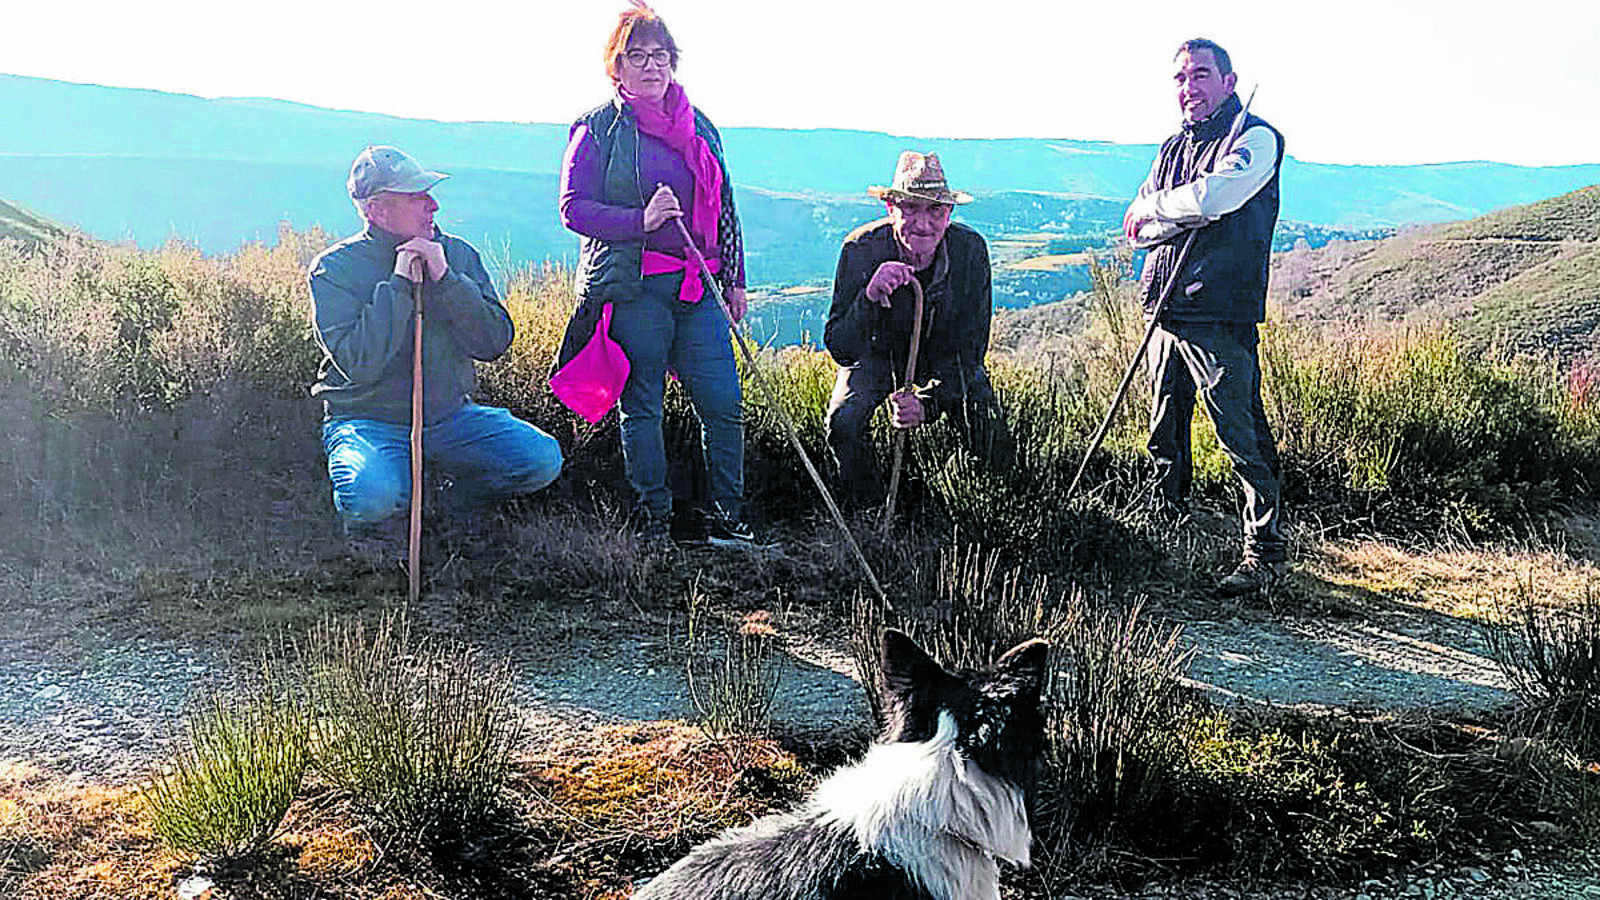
[1272,184,1600,358]
[4,74,1600,256]
[0,196,64,247]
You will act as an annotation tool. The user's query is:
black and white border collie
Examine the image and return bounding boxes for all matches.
[635,628,1050,900]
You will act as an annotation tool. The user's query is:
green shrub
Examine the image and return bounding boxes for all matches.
[1034,598,1197,856]
[1483,581,1600,752]
[143,686,311,861]
[684,581,786,738]
[1264,324,1600,535]
[300,614,524,845]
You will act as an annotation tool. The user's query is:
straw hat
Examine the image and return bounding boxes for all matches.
[867,151,973,205]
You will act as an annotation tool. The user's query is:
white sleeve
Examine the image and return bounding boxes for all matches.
[1146,125,1280,225]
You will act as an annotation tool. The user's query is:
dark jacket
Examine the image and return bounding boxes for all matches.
[309,226,512,425]
[1139,93,1283,323]
[565,98,744,304]
[825,219,993,420]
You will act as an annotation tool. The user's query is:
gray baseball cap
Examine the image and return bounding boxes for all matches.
[347,145,449,200]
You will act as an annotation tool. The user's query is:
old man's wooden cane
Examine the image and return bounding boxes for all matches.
[881,278,923,525]
[1065,85,1258,501]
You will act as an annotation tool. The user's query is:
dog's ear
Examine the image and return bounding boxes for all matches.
[881,628,945,698]
[991,638,1049,700]
[879,629,952,742]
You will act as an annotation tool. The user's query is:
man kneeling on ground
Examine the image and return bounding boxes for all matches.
[309,145,563,552]
[824,151,1011,511]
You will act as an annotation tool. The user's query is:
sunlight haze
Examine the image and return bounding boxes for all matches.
[8,0,1595,166]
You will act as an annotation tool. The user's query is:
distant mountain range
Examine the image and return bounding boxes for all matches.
[1271,184,1600,359]
[3,72,1598,334]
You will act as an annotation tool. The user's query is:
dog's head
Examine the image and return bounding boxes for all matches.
[878,629,1049,785]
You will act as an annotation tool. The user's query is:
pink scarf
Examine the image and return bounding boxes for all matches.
[623,82,723,301]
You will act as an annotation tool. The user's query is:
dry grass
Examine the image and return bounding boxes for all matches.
[1306,536,1600,622]
[1,721,811,900]
[0,763,183,900]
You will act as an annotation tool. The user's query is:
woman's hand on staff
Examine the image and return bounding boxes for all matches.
[725,286,747,323]
[643,184,683,232]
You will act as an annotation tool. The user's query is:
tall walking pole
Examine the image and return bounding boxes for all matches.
[1065,86,1257,501]
[881,279,923,526]
[671,217,892,610]
[408,259,425,605]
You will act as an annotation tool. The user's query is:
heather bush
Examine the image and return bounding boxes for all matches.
[684,580,786,738]
[143,684,312,861]
[1483,581,1600,753]
[300,614,524,846]
[1264,323,1600,535]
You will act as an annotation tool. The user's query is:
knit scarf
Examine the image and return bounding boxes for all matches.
[622,81,722,254]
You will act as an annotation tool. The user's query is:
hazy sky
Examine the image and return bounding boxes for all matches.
[9,0,1595,166]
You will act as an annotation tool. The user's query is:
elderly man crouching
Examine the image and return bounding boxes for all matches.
[824,151,1011,511]
[309,146,562,551]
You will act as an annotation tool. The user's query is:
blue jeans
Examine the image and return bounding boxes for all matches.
[322,403,562,525]
[1147,320,1285,562]
[609,272,743,520]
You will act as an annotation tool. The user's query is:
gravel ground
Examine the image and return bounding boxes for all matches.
[0,548,1594,898]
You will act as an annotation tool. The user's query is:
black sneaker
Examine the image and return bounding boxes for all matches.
[704,508,777,551]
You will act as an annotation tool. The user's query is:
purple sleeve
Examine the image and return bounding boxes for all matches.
[559,123,646,240]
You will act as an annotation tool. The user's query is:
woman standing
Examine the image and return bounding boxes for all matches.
[559,4,758,548]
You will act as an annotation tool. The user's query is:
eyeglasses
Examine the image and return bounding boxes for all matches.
[623,48,673,69]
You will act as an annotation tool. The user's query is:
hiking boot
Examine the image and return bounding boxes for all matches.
[1218,558,1288,597]
[704,507,778,551]
[632,510,674,551]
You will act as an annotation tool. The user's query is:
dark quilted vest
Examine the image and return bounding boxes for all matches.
[1139,94,1283,323]
[570,99,731,304]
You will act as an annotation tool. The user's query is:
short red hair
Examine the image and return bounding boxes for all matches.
[604,5,680,84]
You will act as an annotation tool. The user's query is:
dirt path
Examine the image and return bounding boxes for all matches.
[0,553,1516,778]
[0,531,1593,898]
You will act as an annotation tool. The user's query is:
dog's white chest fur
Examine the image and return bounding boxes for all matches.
[814,710,1031,900]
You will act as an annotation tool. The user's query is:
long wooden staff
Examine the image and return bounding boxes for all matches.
[881,279,924,525]
[408,260,425,605]
[670,217,892,610]
[1065,86,1258,501]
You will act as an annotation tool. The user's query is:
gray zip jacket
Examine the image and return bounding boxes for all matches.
[309,225,513,425]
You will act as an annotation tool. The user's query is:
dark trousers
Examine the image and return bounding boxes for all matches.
[1147,319,1285,562]
[826,356,1009,507]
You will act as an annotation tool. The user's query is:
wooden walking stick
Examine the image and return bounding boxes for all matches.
[1065,86,1258,501]
[670,217,892,610]
[408,259,425,605]
[881,278,924,525]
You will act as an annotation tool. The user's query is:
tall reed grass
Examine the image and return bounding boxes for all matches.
[143,686,312,861]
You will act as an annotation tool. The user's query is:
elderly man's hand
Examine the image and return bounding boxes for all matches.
[888,388,926,429]
[643,184,683,232]
[865,261,916,307]
[396,238,448,281]
[725,286,748,323]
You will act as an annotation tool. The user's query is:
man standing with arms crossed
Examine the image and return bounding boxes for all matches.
[1123,39,1287,595]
